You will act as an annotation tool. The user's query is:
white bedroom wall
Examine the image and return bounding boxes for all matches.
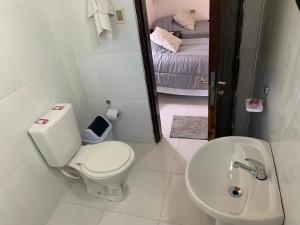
[248,0,300,224]
[0,0,91,224]
[145,0,210,27]
[145,0,157,27]
[155,0,209,21]
[59,0,155,143]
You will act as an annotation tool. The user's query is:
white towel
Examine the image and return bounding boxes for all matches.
[88,0,114,37]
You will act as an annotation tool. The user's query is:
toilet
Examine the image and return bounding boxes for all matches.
[28,103,135,201]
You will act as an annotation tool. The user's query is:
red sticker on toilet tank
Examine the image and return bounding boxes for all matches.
[52,105,64,110]
[35,119,49,124]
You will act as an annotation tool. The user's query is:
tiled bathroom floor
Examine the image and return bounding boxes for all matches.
[46,138,214,225]
[158,94,208,138]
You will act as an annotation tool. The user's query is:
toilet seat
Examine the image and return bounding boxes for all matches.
[73,141,134,179]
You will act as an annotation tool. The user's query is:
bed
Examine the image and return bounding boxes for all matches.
[151,38,209,96]
[153,16,209,39]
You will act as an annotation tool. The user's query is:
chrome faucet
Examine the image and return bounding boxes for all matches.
[233,158,267,180]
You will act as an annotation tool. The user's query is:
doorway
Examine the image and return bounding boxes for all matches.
[134,0,243,143]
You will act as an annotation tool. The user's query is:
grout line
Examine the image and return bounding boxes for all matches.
[158,173,173,221]
[97,210,105,225]
[158,220,182,225]
[170,152,179,175]
[131,167,171,174]
[168,144,179,175]
[103,208,160,222]
[128,167,186,177]
[61,200,106,211]
[0,59,62,105]
[0,0,40,14]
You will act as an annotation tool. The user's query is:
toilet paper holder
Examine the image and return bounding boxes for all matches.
[105,100,121,121]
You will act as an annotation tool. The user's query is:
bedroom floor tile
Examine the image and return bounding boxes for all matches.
[158,94,208,117]
[160,114,173,137]
[158,94,208,138]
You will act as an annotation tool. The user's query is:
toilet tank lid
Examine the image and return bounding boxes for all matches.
[76,141,133,174]
[29,103,72,132]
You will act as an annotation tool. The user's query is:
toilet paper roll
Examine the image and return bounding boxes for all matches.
[106,108,120,121]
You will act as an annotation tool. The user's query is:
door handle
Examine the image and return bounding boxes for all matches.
[201,75,209,84]
[218,81,227,85]
[218,90,224,96]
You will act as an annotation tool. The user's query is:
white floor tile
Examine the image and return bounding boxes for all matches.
[160,175,214,225]
[99,211,157,225]
[47,202,103,225]
[132,138,178,173]
[106,170,170,220]
[159,222,181,225]
[63,182,107,209]
[172,140,207,175]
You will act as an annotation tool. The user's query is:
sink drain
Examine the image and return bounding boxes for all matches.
[228,186,243,198]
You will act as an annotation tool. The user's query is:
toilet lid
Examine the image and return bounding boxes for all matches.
[76,141,132,175]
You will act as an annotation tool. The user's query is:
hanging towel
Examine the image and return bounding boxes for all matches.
[88,0,115,37]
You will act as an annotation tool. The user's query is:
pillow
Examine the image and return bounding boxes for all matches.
[173,11,195,30]
[150,27,182,53]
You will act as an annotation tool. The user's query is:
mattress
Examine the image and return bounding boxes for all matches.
[151,38,209,94]
[153,16,209,39]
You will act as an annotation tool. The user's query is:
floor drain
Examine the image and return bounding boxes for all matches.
[228,186,243,198]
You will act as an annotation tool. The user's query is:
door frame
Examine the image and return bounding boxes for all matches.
[208,0,220,140]
[134,0,162,143]
[133,0,243,142]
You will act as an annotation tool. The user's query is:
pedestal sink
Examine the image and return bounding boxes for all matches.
[185,137,284,225]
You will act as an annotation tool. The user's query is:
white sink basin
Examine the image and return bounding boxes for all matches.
[185,137,284,225]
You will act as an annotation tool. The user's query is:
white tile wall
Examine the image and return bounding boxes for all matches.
[0,0,91,224]
[0,0,37,12]
[248,0,300,224]
[234,0,266,136]
[60,0,141,54]
[60,0,155,143]
[0,187,31,225]
[2,3,61,84]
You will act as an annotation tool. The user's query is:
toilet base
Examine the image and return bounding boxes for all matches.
[86,182,130,202]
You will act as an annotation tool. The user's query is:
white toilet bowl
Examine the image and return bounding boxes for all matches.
[68,141,135,201]
[28,103,135,202]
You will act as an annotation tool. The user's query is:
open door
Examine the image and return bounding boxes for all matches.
[208,0,243,139]
[134,0,243,142]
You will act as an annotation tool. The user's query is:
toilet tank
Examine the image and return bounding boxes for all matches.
[28,103,82,167]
